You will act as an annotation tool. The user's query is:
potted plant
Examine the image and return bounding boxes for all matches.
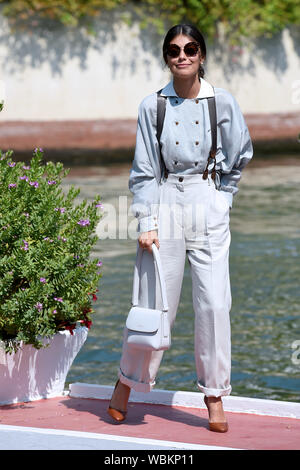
[0,145,103,404]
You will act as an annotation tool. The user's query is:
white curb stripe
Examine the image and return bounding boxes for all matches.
[0,424,240,450]
[69,382,300,419]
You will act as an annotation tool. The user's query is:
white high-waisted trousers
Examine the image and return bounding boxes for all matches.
[119,173,232,397]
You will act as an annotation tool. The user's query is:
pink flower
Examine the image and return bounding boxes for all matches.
[77,219,90,226]
[21,240,29,251]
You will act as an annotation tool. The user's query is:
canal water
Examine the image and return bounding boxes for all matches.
[63,158,300,402]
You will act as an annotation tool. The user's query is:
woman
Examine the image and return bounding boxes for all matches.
[108,24,253,432]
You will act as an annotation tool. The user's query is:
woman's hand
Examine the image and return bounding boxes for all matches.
[138,230,160,253]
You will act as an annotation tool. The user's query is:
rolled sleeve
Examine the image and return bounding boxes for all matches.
[138,214,159,233]
[129,95,161,233]
[216,91,253,204]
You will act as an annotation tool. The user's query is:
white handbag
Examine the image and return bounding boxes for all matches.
[126,244,171,351]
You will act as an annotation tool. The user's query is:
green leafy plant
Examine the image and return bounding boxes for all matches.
[0,147,103,353]
[0,0,299,44]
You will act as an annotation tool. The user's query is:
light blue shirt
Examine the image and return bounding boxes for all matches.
[129,77,253,233]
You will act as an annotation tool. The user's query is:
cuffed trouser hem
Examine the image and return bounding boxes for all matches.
[118,368,155,393]
[197,383,232,397]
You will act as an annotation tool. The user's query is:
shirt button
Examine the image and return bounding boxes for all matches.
[195,141,199,145]
[175,99,179,104]
[195,99,199,104]
[176,141,179,145]
[195,120,199,124]
[175,121,179,125]
[194,162,198,166]
[178,177,184,182]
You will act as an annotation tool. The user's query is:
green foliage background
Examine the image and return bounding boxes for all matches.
[0,0,299,44]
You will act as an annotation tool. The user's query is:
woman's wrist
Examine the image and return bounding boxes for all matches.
[138,230,159,253]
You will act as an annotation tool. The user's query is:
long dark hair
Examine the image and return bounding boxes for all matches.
[162,24,207,79]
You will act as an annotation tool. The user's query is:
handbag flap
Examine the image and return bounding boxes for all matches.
[126,306,162,333]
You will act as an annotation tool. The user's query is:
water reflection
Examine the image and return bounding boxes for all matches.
[64,160,300,402]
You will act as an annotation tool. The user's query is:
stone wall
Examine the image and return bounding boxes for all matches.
[0,7,299,157]
[0,7,300,120]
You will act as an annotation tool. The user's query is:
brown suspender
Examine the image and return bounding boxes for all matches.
[156,90,168,178]
[203,96,217,181]
[156,89,217,181]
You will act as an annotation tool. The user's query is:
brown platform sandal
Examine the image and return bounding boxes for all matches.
[204,395,228,433]
[107,379,128,423]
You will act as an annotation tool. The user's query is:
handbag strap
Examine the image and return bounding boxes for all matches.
[132,244,169,312]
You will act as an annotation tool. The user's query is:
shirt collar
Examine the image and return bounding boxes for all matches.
[160,77,214,99]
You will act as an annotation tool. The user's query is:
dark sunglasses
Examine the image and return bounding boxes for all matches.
[166,41,200,58]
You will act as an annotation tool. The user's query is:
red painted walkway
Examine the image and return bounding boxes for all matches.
[0,396,299,450]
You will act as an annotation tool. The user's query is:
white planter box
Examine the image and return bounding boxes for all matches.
[0,326,88,405]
